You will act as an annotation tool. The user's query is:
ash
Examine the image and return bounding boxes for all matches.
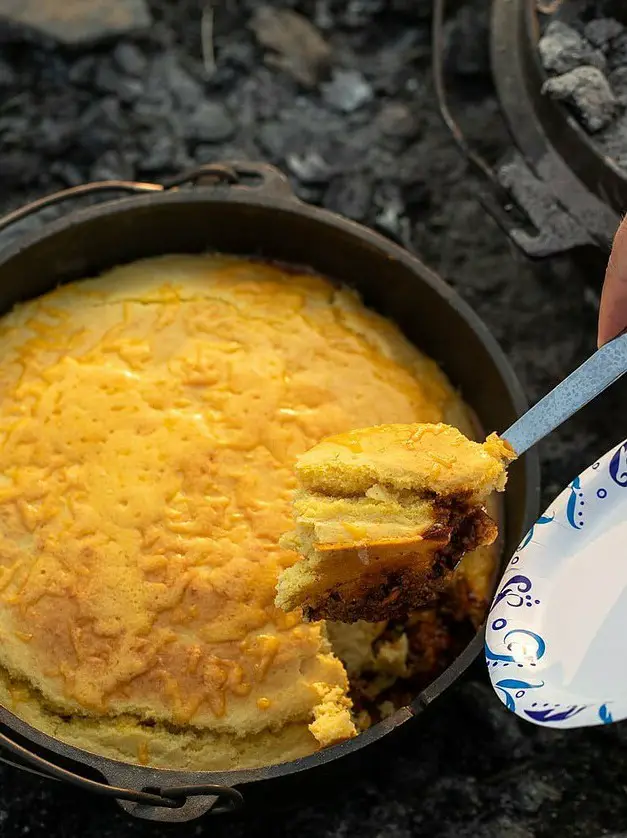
[539,3,627,170]
[0,2,626,837]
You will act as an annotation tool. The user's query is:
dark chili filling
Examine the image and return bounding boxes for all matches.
[303,499,495,624]
[349,578,484,723]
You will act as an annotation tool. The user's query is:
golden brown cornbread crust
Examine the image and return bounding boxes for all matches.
[296,424,515,500]
[0,254,486,770]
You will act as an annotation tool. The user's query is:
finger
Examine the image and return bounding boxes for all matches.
[598,216,627,346]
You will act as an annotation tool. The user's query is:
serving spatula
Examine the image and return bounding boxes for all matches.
[502,332,627,455]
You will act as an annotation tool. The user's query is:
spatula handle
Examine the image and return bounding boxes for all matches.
[503,332,627,456]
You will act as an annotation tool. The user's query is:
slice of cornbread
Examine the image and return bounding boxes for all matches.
[276,423,515,622]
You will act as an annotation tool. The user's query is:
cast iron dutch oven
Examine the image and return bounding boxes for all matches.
[0,161,540,822]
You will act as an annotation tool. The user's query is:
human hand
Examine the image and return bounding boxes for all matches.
[598,215,627,346]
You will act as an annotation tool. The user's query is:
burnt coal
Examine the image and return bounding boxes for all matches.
[112,42,148,77]
[323,174,373,220]
[341,0,386,28]
[538,20,606,74]
[583,17,624,50]
[184,101,236,143]
[539,6,627,171]
[376,101,421,141]
[609,65,627,101]
[0,58,16,88]
[321,69,373,113]
[607,30,627,70]
[285,150,334,183]
[542,65,617,131]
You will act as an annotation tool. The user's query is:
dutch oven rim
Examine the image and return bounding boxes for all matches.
[0,163,541,820]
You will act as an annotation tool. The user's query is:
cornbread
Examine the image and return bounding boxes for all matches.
[276,425,515,622]
[0,254,499,770]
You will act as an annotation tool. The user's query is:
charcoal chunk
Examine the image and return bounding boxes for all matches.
[322,69,373,113]
[0,57,16,88]
[285,151,333,184]
[539,20,606,74]
[542,65,616,132]
[31,117,74,157]
[323,175,372,220]
[68,55,97,86]
[113,42,147,77]
[376,101,420,140]
[584,17,624,52]
[184,102,235,143]
[48,161,84,186]
[609,65,627,92]
[342,0,385,28]
[389,0,431,17]
[373,182,411,245]
[138,132,190,173]
[89,150,135,182]
[596,110,627,164]
[78,97,127,155]
[149,54,203,111]
[607,31,627,71]
[95,62,144,102]
[0,151,41,187]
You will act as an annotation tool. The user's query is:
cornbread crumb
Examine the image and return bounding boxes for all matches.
[308,685,356,747]
[378,701,396,719]
[375,635,409,677]
[355,709,372,731]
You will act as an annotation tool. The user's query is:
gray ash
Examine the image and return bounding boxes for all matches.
[539,7,627,169]
[542,65,616,132]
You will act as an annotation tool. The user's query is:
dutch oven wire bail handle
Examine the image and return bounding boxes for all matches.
[0,722,244,822]
[432,0,540,255]
[0,161,297,237]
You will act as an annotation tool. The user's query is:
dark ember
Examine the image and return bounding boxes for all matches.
[1,1,627,837]
[539,3,627,169]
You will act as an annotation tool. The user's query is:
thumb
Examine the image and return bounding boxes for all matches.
[598,215,627,347]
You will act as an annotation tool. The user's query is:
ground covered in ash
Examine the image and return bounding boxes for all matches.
[539,0,627,169]
[0,2,626,837]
